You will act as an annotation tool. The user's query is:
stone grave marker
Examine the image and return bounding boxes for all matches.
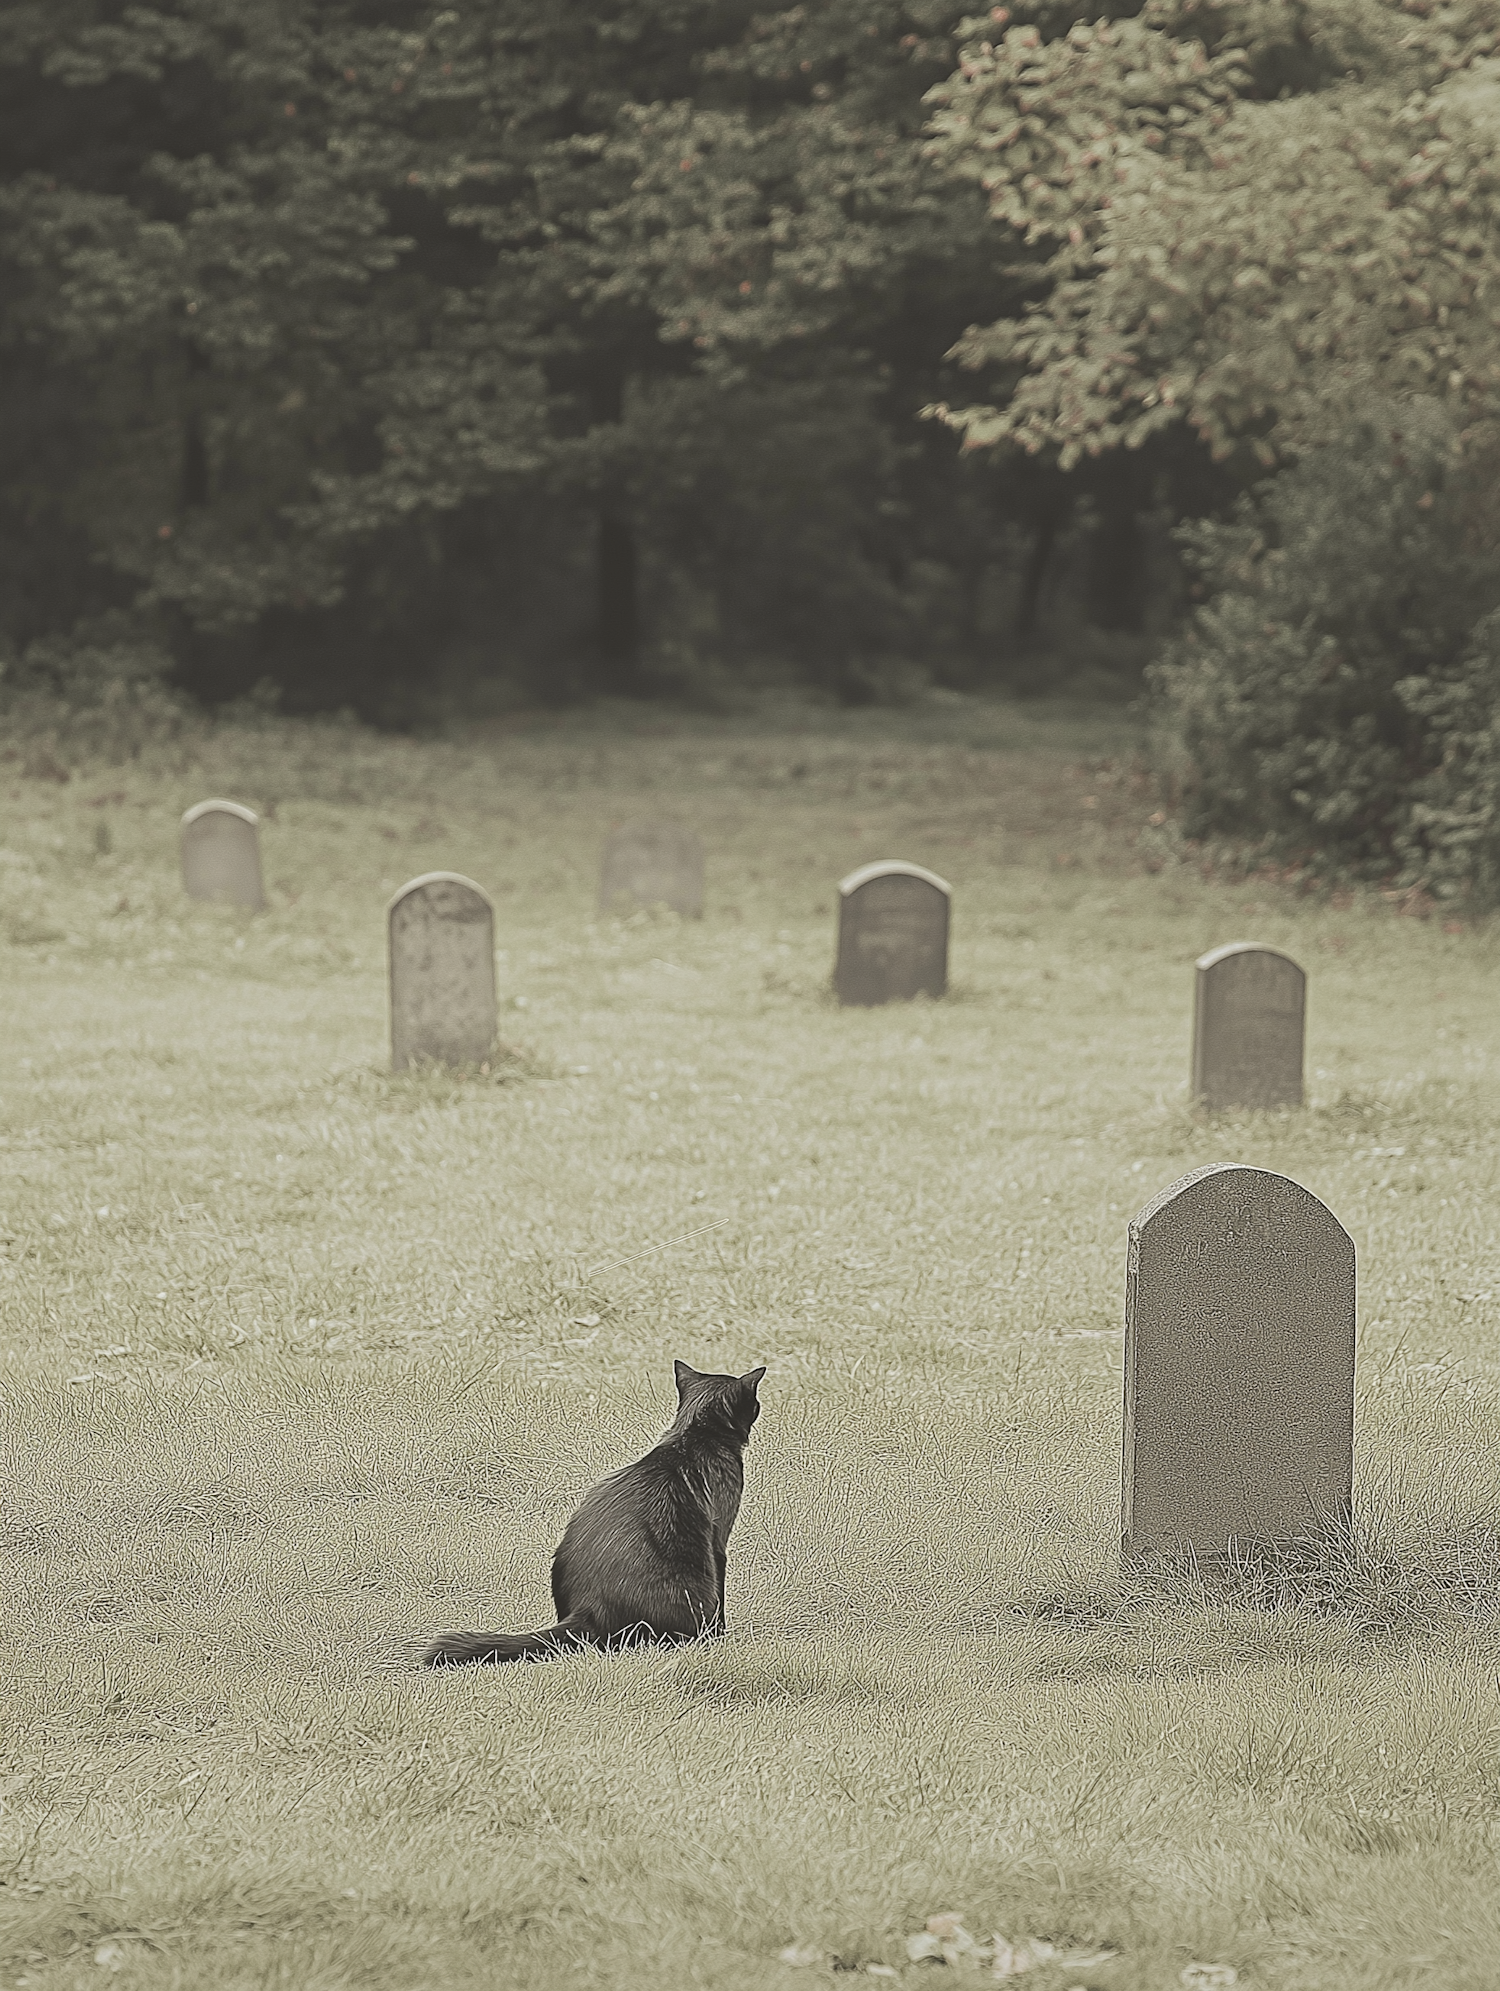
[1122,1162,1355,1563]
[599,821,704,919]
[1192,941,1305,1111]
[834,860,950,1006]
[388,872,496,1072]
[180,799,265,910]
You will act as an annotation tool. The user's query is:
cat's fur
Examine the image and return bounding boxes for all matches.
[420,1360,765,1667]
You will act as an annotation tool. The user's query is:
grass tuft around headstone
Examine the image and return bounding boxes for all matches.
[380,1043,557,1096]
[1019,1491,1500,1647]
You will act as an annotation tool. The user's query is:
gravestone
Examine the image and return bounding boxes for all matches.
[834,860,950,1006]
[388,872,496,1072]
[180,799,265,910]
[599,821,704,918]
[1192,942,1305,1112]
[1122,1163,1355,1563]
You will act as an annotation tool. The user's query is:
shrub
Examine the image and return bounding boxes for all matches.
[1393,608,1500,901]
[1148,403,1500,892]
[0,611,185,761]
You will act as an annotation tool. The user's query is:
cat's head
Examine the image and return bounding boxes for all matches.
[674,1358,765,1436]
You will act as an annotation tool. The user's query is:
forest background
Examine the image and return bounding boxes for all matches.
[3,0,1500,889]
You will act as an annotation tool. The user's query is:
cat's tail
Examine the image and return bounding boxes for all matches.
[419,1612,594,1668]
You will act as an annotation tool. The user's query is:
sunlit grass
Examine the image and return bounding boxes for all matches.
[3,692,1500,1988]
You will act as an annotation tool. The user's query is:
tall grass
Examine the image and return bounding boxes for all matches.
[3,693,1499,1989]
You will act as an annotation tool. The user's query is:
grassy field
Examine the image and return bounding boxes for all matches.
[3,693,1500,1991]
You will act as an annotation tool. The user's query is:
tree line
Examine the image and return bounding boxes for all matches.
[2,1,1497,771]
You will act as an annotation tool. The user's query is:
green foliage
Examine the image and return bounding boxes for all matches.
[926,0,1500,466]
[26,0,1499,722]
[1149,404,1500,890]
[0,0,521,692]
[0,610,186,757]
[1393,608,1500,901]
[1,0,1039,714]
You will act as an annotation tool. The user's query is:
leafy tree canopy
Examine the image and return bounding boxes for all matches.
[925,0,1500,465]
[18,0,1491,719]
[0,0,1029,711]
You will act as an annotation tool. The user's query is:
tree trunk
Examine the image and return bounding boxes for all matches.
[590,364,641,693]
[596,508,639,683]
[1015,507,1060,639]
[180,410,209,509]
[180,337,210,510]
[1087,455,1145,632]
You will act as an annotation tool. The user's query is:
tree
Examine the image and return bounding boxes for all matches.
[7,0,1014,708]
[0,1,548,714]
[923,0,1500,466]
[8,0,1186,720]
[576,0,1047,683]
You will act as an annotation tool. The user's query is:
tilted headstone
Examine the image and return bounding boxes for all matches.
[180,800,265,911]
[388,872,496,1072]
[1192,941,1305,1112]
[599,821,704,919]
[834,860,950,1007]
[1122,1163,1355,1563]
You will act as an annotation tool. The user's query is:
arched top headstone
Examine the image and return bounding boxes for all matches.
[388,871,495,922]
[599,820,704,919]
[180,798,265,910]
[1123,1162,1355,1562]
[838,859,952,900]
[1196,940,1302,977]
[834,859,951,1007]
[1192,941,1305,1112]
[182,798,258,831]
[388,872,497,1072]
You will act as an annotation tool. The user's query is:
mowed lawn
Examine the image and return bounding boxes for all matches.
[3,696,1500,1991]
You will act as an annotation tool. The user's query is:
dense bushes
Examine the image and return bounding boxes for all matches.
[1149,405,1500,898]
[1394,610,1500,902]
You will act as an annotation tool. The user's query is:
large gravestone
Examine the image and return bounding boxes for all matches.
[599,821,704,919]
[834,861,950,1007]
[1122,1163,1355,1563]
[388,872,497,1072]
[1192,942,1305,1112]
[180,800,265,911]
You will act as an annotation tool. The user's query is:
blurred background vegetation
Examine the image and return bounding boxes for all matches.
[2,0,1499,888]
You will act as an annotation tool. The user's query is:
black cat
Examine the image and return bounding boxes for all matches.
[421,1360,766,1667]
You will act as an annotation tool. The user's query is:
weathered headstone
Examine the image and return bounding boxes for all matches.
[1192,941,1305,1112]
[599,821,704,919]
[180,799,265,910]
[388,872,496,1072]
[1122,1163,1355,1564]
[834,860,950,1006]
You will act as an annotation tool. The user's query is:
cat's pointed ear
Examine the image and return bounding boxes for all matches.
[741,1366,766,1391]
[673,1359,695,1392]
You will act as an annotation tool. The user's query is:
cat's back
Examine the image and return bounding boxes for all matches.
[558,1364,759,1561]
[563,1441,694,1543]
